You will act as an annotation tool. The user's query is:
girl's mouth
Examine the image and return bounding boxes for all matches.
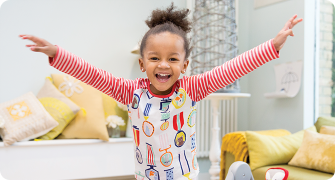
[155,73,171,83]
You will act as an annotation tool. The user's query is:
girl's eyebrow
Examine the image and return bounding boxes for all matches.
[147,52,180,57]
[148,52,158,55]
[170,52,180,56]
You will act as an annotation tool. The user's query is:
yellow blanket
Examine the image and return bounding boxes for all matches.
[220,129,291,180]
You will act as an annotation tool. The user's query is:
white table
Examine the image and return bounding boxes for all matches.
[204,93,250,180]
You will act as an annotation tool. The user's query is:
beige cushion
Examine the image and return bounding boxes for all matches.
[36,77,80,140]
[51,74,109,141]
[289,130,335,174]
[246,126,316,170]
[0,92,58,146]
[315,116,335,132]
[320,126,335,136]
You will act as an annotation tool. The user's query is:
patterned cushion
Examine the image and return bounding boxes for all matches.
[51,74,108,141]
[36,77,80,140]
[0,92,58,146]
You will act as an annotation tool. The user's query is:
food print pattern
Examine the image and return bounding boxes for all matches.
[130,87,199,180]
[48,39,279,180]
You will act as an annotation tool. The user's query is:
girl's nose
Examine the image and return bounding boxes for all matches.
[158,61,170,68]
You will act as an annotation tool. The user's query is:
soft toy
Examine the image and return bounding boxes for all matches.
[225,163,290,180]
[226,161,254,180]
[265,168,289,180]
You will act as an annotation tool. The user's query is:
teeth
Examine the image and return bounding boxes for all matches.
[158,74,169,76]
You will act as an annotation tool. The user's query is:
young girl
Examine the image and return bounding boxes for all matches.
[20,4,302,180]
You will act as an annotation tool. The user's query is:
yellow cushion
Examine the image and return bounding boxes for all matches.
[51,74,109,141]
[320,126,335,136]
[253,165,334,180]
[288,130,335,174]
[254,129,291,136]
[315,116,335,132]
[220,129,291,180]
[246,126,317,170]
[102,93,128,136]
[0,92,58,146]
[36,77,80,140]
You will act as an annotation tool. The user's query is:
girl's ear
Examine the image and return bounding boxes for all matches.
[182,59,190,74]
[139,58,145,72]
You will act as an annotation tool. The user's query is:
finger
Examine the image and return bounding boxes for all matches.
[25,44,36,47]
[19,34,31,39]
[289,14,298,23]
[282,14,297,30]
[31,46,47,52]
[20,35,45,45]
[19,34,32,38]
[291,18,303,28]
[285,29,294,37]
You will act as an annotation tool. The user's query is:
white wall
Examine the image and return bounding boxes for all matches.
[237,0,317,133]
[0,0,186,103]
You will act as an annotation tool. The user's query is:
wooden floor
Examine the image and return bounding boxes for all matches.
[82,175,135,180]
[82,173,209,180]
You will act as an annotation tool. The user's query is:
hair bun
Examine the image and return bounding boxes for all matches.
[145,3,191,33]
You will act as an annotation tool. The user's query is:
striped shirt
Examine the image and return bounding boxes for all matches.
[50,39,279,103]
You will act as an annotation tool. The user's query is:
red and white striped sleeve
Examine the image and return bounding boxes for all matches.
[49,46,141,105]
[180,39,280,102]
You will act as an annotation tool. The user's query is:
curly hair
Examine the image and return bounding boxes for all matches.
[140,3,192,60]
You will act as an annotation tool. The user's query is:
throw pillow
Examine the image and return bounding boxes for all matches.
[102,93,128,137]
[36,77,81,140]
[288,130,335,173]
[246,126,317,170]
[0,92,58,146]
[320,126,335,136]
[255,129,291,136]
[51,74,109,141]
[315,116,335,132]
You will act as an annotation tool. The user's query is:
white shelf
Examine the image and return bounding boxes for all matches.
[0,137,133,147]
[0,138,135,180]
[204,93,251,100]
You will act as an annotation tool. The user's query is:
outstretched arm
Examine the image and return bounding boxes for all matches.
[181,15,303,102]
[19,35,140,104]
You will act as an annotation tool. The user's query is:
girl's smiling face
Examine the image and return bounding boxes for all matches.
[139,32,189,96]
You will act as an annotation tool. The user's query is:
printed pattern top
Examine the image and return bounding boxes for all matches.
[49,39,279,180]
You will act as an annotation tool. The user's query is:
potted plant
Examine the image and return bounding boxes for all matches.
[106,115,125,138]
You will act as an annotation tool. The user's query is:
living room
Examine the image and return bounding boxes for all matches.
[0,0,334,180]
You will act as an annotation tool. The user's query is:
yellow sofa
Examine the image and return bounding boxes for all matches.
[220,117,335,180]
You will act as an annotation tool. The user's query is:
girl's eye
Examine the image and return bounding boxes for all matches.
[150,57,159,60]
[170,58,178,61]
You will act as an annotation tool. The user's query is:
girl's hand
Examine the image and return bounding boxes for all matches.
[19,35,57,57]
[273,15,303,51]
